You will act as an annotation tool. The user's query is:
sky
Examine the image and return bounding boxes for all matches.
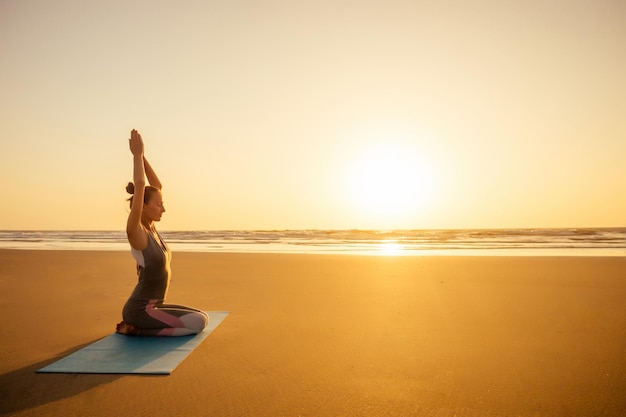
[1,0,624,231]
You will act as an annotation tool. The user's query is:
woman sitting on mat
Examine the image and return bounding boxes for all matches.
[116,129,208,336]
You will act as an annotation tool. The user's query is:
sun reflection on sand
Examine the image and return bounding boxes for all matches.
[378,241,403,256]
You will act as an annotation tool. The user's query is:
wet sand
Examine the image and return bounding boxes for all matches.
[0,250,624,416]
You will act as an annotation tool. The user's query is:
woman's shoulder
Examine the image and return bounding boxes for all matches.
[127,225,149,251]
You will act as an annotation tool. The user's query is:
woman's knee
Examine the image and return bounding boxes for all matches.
[181,311,209,333]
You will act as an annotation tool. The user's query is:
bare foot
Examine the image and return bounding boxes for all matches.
[115,321,137,335]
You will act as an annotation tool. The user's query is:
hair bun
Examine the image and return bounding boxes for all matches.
[126,182,135,195]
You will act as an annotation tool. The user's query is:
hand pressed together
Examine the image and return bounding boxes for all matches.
[128,129,144,156]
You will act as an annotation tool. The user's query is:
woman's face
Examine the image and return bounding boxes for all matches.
[143,191,166,222]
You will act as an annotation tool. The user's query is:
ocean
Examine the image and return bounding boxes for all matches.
[0,228,624,256]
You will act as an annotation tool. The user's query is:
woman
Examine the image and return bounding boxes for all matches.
[116,129,208,336]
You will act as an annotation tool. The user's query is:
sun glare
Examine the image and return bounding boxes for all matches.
[345,143,436,224]
[378,241,403,256]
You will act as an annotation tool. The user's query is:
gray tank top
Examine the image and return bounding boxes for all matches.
[127,231,172,304]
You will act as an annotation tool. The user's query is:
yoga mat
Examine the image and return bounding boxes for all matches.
[37,311,229,375]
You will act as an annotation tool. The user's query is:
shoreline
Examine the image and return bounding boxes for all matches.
[1,251,625,416]
[1,228,624,257]
[0,246,624,257]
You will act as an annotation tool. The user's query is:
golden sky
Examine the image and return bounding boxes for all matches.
[1,0,624,230]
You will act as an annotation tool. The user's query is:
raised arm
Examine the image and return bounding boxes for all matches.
[127,129,148,250]
[143,156,162,190]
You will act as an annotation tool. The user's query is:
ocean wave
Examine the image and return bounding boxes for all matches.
[0,228,624,255]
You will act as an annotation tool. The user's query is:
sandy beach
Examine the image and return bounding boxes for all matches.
[0,250,624,416]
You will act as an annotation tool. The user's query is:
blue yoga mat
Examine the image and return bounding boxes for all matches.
[37,311,229,375]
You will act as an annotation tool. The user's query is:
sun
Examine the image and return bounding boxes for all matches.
[345,143,437,225]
